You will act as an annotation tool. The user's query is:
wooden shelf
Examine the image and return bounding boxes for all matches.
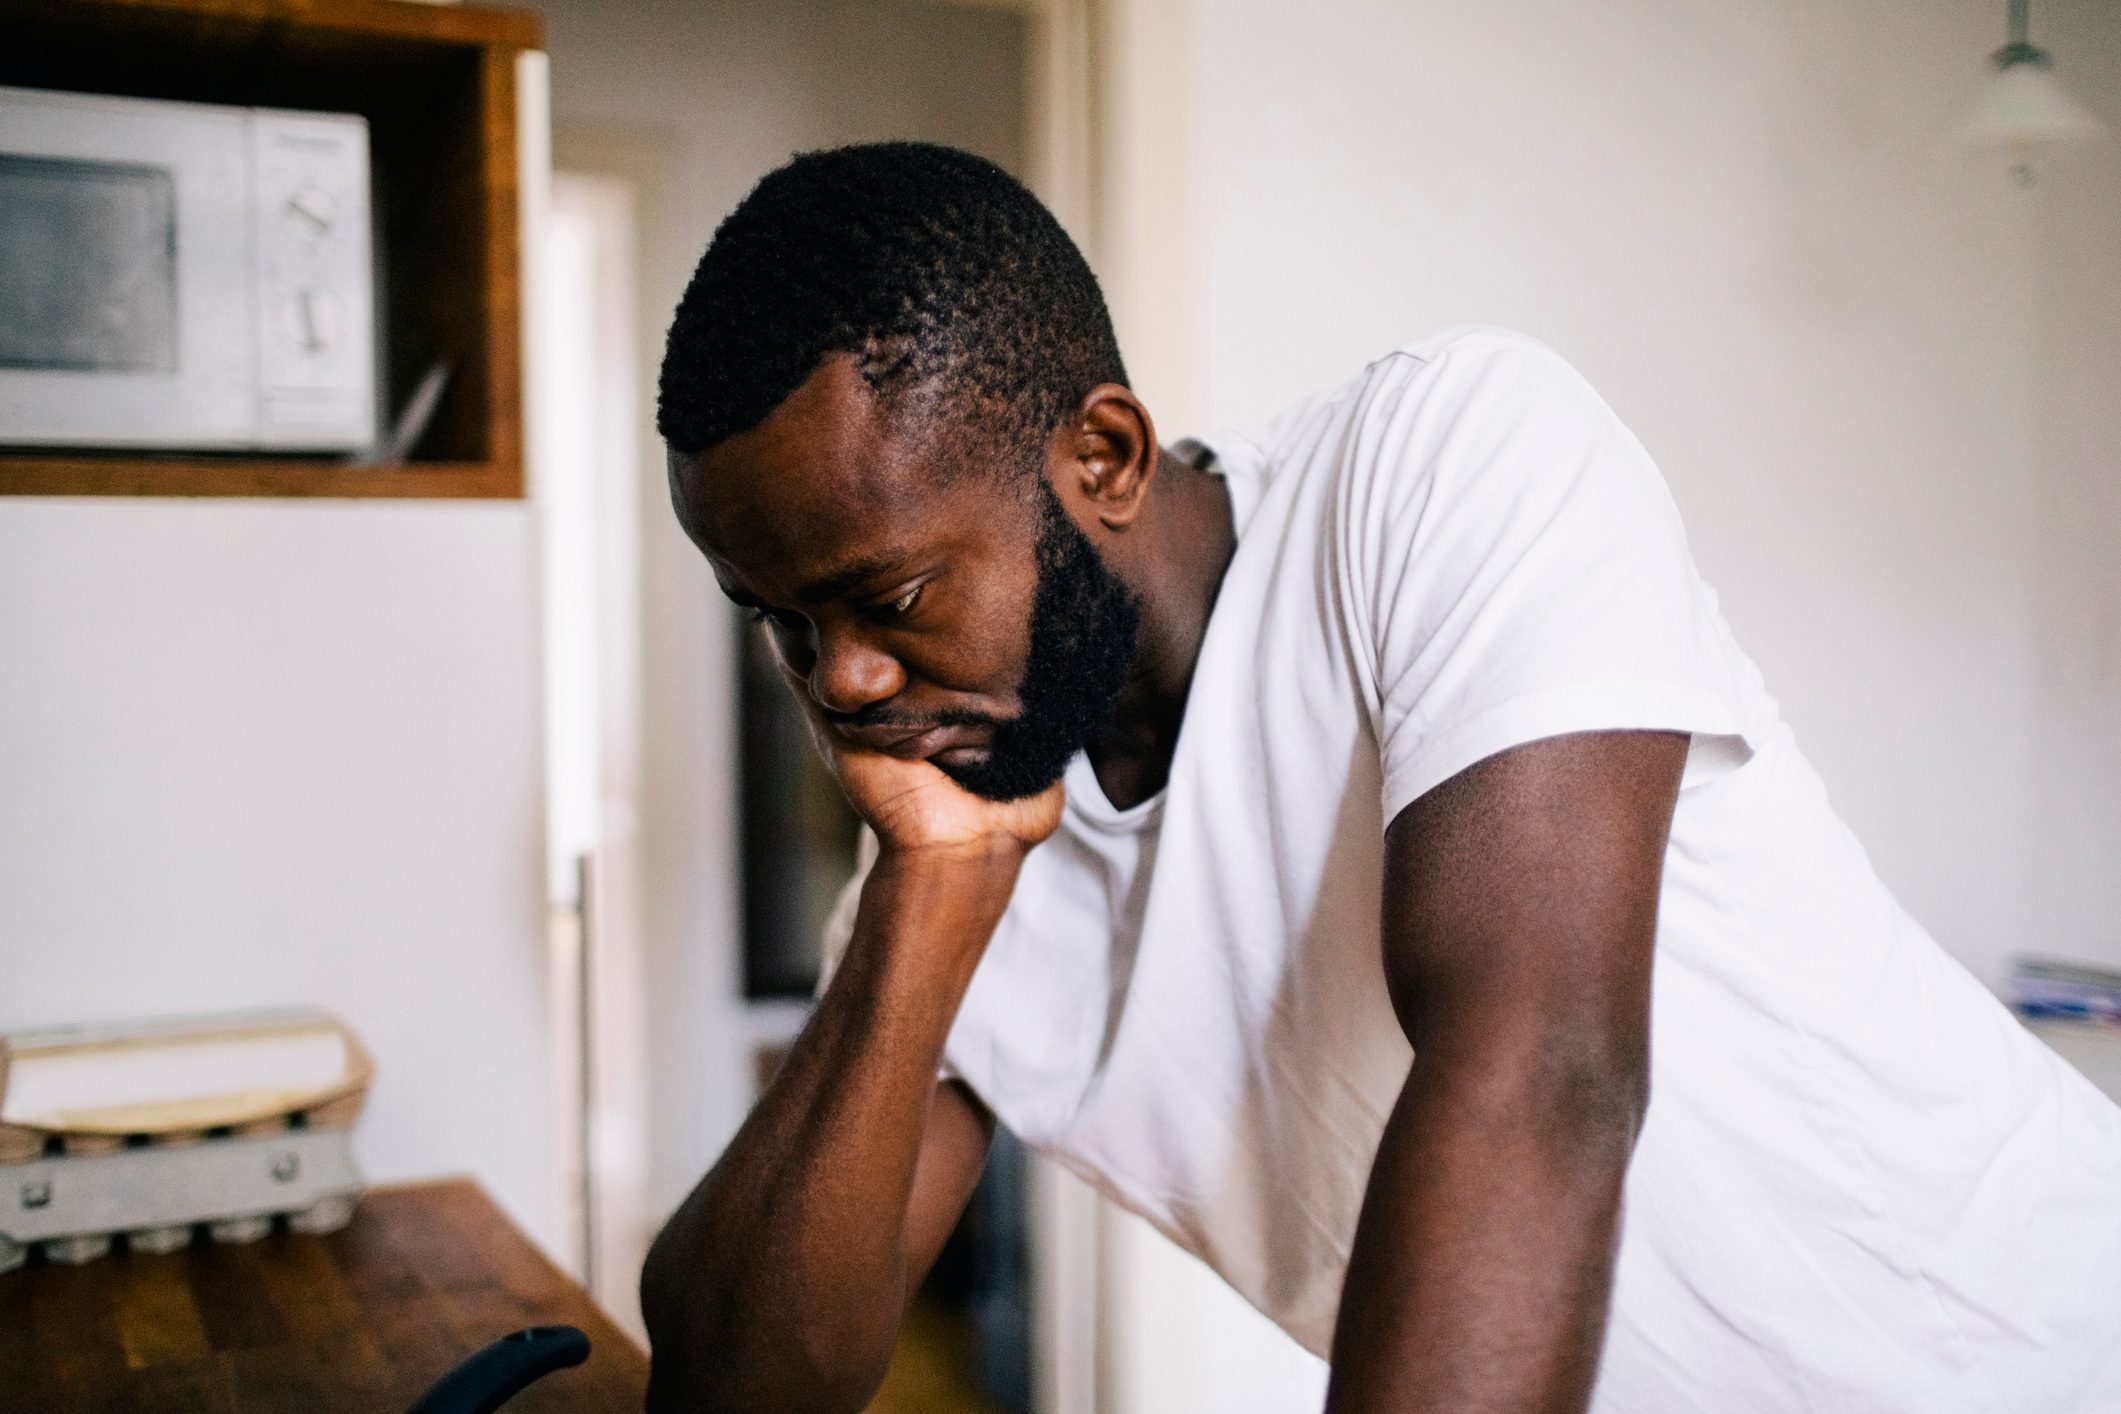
[0,456,520,501]
[0,0,542,500]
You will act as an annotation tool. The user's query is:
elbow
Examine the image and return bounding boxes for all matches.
[639,1215,750,1414]
[643,1331,886,1414]
[637,1227,893,1414]
[639,1230,700,1413]
[638,1220,686,1373]
[643,1360,693,1414]
[1539,1036,1651,1162]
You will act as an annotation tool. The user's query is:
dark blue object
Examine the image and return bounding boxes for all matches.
[405,1325,591,1414]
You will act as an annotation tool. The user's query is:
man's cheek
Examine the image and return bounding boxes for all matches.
[912,625,1024,704]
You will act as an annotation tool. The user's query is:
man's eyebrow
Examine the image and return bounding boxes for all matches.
[790,552,915,606]
[715,552,917,611]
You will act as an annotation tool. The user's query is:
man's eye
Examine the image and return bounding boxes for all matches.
[887,586,922,618]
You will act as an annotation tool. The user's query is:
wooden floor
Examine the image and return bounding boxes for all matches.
[869,1297,1001,1414]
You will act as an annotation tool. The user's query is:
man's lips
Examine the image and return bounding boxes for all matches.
[832,720,988,760]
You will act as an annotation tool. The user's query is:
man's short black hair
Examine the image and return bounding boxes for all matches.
[656,141,1128,467]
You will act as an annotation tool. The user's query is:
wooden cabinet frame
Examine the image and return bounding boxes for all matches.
[0,0,542,498]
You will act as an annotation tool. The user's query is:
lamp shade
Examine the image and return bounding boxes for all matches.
[1964,61,2107,147]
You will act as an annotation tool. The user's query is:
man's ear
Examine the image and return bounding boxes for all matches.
[1064,384,1160,530]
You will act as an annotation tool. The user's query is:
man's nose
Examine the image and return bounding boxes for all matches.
[806,625,905,716]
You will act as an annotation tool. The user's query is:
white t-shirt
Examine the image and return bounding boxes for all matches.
[822,328,2121,1411]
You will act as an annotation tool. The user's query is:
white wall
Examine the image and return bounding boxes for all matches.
[1184,0,2058,981]
[2029,0,2121,975]
[1113,0,2121,1001]
[0,499,564,1254]
[525,0,1029,1223]
[1092,1,2121,1408]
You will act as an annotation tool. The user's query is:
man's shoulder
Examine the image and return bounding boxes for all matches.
[1374,323,1560,368]
[1228,326,1587,462]
[1357,325,1594,417]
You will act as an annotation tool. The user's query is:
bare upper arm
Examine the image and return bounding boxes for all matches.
[899,1077,995,1312]
[1380,730,1688,1109]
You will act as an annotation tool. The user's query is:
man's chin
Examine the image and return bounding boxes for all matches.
[930,742,1071,803]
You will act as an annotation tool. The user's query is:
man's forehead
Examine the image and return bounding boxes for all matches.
[672,356,998,597]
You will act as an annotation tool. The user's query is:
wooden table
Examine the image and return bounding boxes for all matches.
[0,1179,649,1413]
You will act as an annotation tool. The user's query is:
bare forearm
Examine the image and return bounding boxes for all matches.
[642,850,1015,1413]
[1324,1063,1644,1414]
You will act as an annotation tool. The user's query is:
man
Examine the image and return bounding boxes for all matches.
[641,142,2121,1413]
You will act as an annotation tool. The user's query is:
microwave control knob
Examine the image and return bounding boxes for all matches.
[285,186,338,236]
[285,286,344,352]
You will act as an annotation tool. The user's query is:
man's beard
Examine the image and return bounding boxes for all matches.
[935,479,1142,802]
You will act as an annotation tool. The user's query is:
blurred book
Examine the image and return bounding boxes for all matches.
[1,1007,368,1136]
[2008,956,2121,1026]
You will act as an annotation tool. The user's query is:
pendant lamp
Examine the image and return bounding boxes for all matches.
[1963,0,2106,185]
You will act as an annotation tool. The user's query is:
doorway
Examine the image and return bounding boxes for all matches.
[529,0,1106,1401]
[536,164,650,1336]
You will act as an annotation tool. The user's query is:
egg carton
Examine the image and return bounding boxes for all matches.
[0,1118,363,1272]
[0,1008,373,1272]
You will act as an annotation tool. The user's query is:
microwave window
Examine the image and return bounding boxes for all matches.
[0,154,177,374]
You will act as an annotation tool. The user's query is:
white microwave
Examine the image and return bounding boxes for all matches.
[0,85,377,453]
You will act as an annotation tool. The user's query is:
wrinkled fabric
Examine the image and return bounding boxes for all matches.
[823,329,2121,1411]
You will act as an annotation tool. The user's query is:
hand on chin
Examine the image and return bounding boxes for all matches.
[777,664,1062,860]
[831,745,1064,861]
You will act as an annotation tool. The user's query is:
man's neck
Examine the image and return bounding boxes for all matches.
[1085,448,1236,810]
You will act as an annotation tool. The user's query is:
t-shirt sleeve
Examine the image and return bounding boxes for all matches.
[1352,334,1756,826]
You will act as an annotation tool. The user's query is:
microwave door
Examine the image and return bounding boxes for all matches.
[0,87,254,450]
[0,156,176,375]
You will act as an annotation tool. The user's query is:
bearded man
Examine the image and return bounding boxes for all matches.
[640,142,2121,1414]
